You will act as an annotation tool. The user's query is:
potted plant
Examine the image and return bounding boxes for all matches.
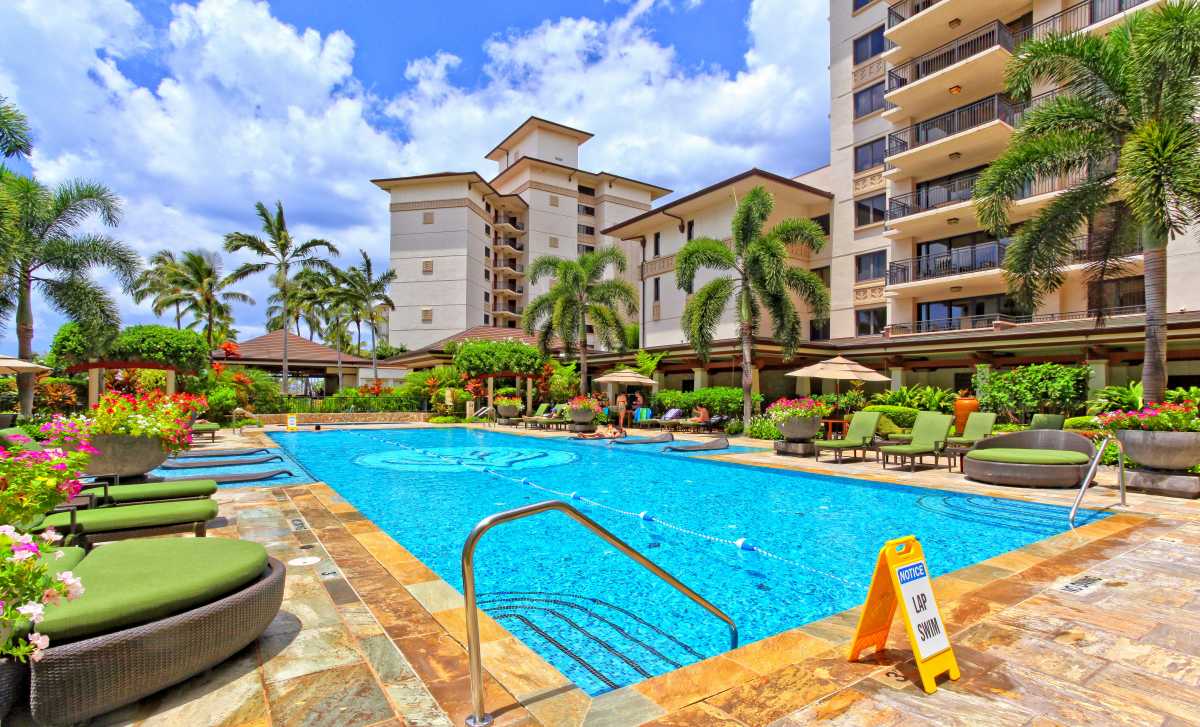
[1097,403,1200,470]
[567,395,603,424]
[954,389,980,435]
[766,397,833,441]
[74,392,201,477]
[0,437,91,720]
[494,394,523,419]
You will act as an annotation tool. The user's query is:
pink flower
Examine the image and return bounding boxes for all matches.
[42,588,61,606]
[5,434,31,444]
[17,602,44,624]
[56,571,84,599]
[39,529,61,544]
[28,632,49,661]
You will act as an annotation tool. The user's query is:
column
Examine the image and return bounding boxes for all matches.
[87,368,102,407]
[1086,358,1110,395]
[525,377,533,413]
[750,367,761,397]
[165,369,177,395]
[889,366,906,391]
[793,376,811,396]
[691,367,709,389]
[487,378,494,420]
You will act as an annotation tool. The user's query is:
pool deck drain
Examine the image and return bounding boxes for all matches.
[12,424,1198,727]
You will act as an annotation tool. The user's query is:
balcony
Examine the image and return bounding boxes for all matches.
[492,304,524,319]
[493,260,525,276]
[884,90,1057,180]
[885,0,1030,61]
[884,20,1014,119]
[493,284,523,298]
[495,218,526,236]
[887,238,1011,286]
[885,304,1147,336]
[1022,0,1161,45]
[494,238,524,254]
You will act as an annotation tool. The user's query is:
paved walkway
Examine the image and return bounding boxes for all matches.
[16,425,1199,726]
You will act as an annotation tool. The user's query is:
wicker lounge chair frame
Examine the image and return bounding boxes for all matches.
[25,558,285,725]
[169,448,270,459]
[160,453,284,470]
[611,433,674,445]
[51,505,213,550]
[663,436,729,452]
[963,430,1096,488]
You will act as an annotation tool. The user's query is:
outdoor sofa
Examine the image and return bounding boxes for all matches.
[879,412,954,472]
[23,537,284,725]
[963,430,1095,488]
[812,410,880,463]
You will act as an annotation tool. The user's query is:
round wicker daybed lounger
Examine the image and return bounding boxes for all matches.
[963,430,1095,488]
[23,538,284,725]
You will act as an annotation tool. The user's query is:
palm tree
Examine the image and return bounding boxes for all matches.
[675,185,830,424]
[337,250,397,382]
[0,96,32,160]
[975,2,1200,404]
[158,250,255,349]
[132,250,187,329]
[224,201,339,394]
[0,174,138,415]
[522,247,638,394]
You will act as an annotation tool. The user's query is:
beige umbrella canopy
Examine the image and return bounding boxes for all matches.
[593,370,657,386]
[786,355,889,397]
[0,355,50,375]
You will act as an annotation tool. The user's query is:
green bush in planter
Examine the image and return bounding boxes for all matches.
[862,405,919,429]
[1064,415,1098,430]
[745,416,782,440]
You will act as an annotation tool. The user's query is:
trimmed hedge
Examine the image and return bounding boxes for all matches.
[862,405,919,429]
[651,387,763,417]
[1064,415,1098,430]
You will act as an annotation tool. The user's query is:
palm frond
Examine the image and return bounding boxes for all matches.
[674,237,735,293]
[0,96,32,160]
[730,186,772,254]
[680,276,734,362]
[1117,117,1200,240]
[767,217,827,253]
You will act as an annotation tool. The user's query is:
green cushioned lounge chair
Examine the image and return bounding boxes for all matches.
[813,411,881,463]
[521,403,550,427]
[32,498,219,548]
[191,421,221,441]
[963,430,1096,488]
[81,478,218,505]
[947,412,997,446]
[1029,413,1065,430]
[25,538,284,725]
[888,412,954,444]
[878,412,954,472]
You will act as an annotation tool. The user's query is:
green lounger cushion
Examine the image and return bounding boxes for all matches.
[965,448,1090,465]
[946,436,982,446]
[879,443,936,455]
[38,538,268,642]
[43,546,87,575]
[890,433,914,442]
[191,422,221,432]
[812,438,868,449]
[82,479,218,504]
[36,499,218,534]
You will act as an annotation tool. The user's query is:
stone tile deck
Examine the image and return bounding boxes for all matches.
[22,424,1200,726]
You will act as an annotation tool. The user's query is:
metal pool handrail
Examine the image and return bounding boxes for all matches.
[1069,434,1126,529]
[460,499,739,727]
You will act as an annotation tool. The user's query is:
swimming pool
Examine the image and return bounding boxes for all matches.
[271,427,1107,695]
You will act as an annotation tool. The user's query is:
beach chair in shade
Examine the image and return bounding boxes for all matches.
[1029,413,1066,430]
[643,409,683,428]
[812,411,880,463]
[878,412,954,472]
[947,412,997,446]
[520,403,550,428]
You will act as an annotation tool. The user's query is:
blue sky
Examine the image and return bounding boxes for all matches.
[0,0,830,355]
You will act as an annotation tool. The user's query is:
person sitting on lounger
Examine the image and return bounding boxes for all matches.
[576,425,626,440]
[684,405,710,426]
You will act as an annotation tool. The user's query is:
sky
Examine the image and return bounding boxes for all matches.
[0,0,831,356]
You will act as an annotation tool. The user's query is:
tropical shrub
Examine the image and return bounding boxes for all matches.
[838,387,867,413]
[108,325,210,373]
[1064,415,1099,430]
[33,377,79,414]
[992,423,1028,433]
[1165,386,1200,405]
[44,322,110,372]
[567,395,603,415]
[428,415,462,424]
[870,385,956,413]
[0,378,15,411]
[691,387,761,417]
[765,397,833,424]
[1086,382,1144,415]
[973,363,1089,422]
[495,387,520,398]
[203,386,239,421]
[651,389,693,413]
[546,360,579,402]
[745,416,782,440]
[862,405,920,429]
[451,339,545,376]
[1096,403,1200,432]
[724,419,744,436]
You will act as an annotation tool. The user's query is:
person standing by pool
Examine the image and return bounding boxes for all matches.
[631,391,645,424]
[615,391,628,435]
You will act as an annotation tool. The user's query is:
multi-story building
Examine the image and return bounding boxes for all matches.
[372,117,670,350]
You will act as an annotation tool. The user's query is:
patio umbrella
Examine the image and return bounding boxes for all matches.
[0,354,50,375]
[785,355,889,396]
[592,370,656,386]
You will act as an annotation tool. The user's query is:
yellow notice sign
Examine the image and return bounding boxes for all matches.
[286,414,298,432]
[848,535,959,693]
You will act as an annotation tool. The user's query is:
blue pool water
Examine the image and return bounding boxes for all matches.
[270,427,1107,695]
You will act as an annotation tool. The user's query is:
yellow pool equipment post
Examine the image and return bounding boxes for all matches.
[848,535,959,694]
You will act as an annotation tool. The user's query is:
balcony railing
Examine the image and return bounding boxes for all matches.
[887,0,947,28]
[1016,0,1155,45]
[888,20,1015,92]
[495,238,523,251]
[886,89,1059,160]
[887,238,1012,285]
[887,167,1095,222]
[886,304,1147,335]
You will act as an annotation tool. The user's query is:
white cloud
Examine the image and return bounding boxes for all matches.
[0,0,829,353]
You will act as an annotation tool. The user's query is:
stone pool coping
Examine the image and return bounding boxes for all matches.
[230,423,1197,725]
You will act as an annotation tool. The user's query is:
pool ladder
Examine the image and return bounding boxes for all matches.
[1069,435,1126,529]
[460,500,739,727]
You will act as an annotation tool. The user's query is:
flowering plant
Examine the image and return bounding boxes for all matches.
[83,391,200,453]
[219,340,241,358]
[1096,402,1200,432]
[0,526,85,663]
[765,397,834,424]
[567,395,603,414]
[0,438,91,529]
[494,394,523,409]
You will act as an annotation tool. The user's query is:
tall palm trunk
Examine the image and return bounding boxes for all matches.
[740,322,754,425]
[1142,228,1169,404]
[16,270,34,417]
[174,302,182,330]
[335,316,344,392]
[370,324,379,383]
[578,313,589,395]
[281,302,290,396]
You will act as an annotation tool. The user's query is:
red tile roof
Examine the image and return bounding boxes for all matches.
[214,329,370,366]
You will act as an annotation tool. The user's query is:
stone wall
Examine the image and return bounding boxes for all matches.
[255,412,433,425]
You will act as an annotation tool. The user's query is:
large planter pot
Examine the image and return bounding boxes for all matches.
[0,657,28,722]
[497,404,519,418]
[778,416,820,442]
[570,408,597,424]
[85,434,170,478]
[1116,429,1200,471]
[954,396,980,435]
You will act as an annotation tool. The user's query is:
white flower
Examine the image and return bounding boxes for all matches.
[28,633,48,650]
[8,550,34,562]
[17,602,44,624]
[39,529,62,544]
[0,525,16,538]
[56,571,84,600]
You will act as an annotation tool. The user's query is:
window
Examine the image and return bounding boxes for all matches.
[653,232,661,257]
[854,138,886,173]
[549,195,560,207]
[854,82,885,118]
[810,319,831,341]
[485,202,492,213]
[549,236,559,248]
[855,194,886,227]
[653,277,661,303]
[918,294,1019,330]
[578,244,595,256]
[484,269,490,280]
[484,224,491,237]
[1095,276,1145,310]
[578,224,595,235]
[484,314,490,324]
[483,292,490,302]
[852,0,873,10]
[578,204,595,216]
[421,260,433,274]
[856,307,887,336]
[421,307,433,323]
[578,185,596,196]
[507,320,517,329]
[686,220,695,240]
[853,26,885,65]
[422,212,434,225]
[812,265,831,288]
[810,215,831,235]
[856,250,887,281]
